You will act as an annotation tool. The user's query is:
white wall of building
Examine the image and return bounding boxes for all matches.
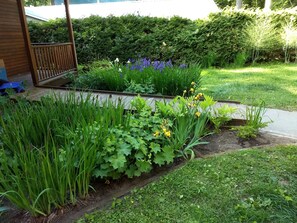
[25,0,219,20]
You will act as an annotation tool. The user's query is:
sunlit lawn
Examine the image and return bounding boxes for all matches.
[201,63,297,110]
[78,146,297,223]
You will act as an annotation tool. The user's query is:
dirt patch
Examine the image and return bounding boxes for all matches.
[1,131,296,223]
[195,130,297,157]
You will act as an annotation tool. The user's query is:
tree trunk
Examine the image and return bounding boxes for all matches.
[264,0,272,11]
[236,0,242,9]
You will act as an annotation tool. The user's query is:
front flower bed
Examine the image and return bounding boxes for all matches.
[0,90,235,218]
[68,58,201,96]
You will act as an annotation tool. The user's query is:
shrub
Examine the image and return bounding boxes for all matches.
[28,9,297,67]
[244,16,280,63]
[281,16,297,62]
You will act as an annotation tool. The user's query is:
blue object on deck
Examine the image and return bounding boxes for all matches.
[0,67,8,82]
[0,82,25,96]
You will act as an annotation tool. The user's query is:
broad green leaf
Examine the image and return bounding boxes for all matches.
[108,154,126,169]
[136,160,152,173]
[135,151,145,160]
[150,142,161,154]
[154,153,166,166]
[119,143,132,156]
[162,146,175,164]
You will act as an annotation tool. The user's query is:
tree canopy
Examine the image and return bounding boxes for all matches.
[24,0,53,6]
[215,0,297,9]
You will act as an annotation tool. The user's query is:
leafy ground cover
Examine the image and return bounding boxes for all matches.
[78,145,297,223]
[201,63,297,110]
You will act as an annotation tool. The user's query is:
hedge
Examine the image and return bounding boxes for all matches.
[28,9,297,67]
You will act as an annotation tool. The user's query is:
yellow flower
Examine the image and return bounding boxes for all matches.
[191,82,196,86]
[195,111,201,117]
[164,130,171,137]
[190,88,194,93]
[153,131,160,137]
[194,93,203,100]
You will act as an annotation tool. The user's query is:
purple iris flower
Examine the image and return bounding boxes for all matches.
[179,64,187,69]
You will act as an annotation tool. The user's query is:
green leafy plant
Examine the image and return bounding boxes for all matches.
[210,105,237,132]
[232,101,270,139]
[124,80,155,94]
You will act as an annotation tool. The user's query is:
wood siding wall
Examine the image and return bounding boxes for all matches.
[0,0,30,76]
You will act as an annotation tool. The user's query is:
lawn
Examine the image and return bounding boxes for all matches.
[201,63,297,111]
[78,145,297,223]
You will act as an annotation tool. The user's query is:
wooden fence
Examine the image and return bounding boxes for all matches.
[32,43,76,83]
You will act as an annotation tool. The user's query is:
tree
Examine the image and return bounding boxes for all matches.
[236,0,243,9]
[24,0,53,6]
[264,0,272,11]
[214,0,297,9]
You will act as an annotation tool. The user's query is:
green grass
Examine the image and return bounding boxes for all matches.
[78,146,297,223]
[201,63,297,110]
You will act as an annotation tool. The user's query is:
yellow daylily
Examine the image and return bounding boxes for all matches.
[195,111,201,117]
[153,131,160,137]
[164,130,171,137]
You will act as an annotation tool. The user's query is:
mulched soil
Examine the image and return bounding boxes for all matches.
[1,130,296,223]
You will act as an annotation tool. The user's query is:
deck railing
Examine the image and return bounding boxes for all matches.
[32,43,76,83]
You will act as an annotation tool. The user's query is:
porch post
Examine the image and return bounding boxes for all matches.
[17,0,39,85]
[64,0,78,71]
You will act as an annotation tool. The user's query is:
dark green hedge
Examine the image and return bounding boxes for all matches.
[28,9,297,66]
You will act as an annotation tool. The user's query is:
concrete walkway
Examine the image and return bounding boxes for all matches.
[21,86,297,140]
[215,102,297,139]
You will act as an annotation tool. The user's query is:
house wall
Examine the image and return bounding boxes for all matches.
[0,0,30,76]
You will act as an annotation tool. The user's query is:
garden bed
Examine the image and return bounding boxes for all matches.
[1,131,296,223]
[0,89,279,222]
[40,58,203,99]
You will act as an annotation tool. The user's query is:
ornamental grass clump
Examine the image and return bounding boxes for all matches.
[0,93,126,216]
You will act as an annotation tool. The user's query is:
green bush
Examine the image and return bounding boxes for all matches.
[28,9,297,67]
